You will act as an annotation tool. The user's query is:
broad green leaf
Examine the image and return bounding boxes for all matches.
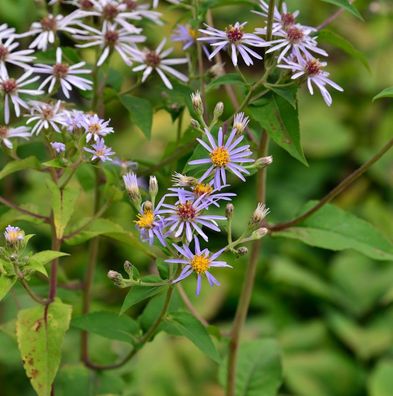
[55,365,91,396]
[162,310,220,363]
[249,94,307,165]
[369,360,393,396]
[120,276,165,314]
[120,95,153,139]
[16,301,72,396]
[321,0,363,20]
[207,73,246,91]
[318,30,369,71]
[0,156,41,180]
[29,251,69,277]
[71,311,139,344]
[0,274,16,301]
[273,202,393,261]
[269,85,298,108]
[219,339,282,396]
[373,87,393,102]
[46,180,80,239]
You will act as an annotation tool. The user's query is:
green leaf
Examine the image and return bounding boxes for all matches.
[120,95,153,139]
[46,180,80,239]
[219,339,282,396]
[0,274,16,301]
[273,202,393,261]
[16,301,72,396]
[369,360,393,396]
[373,87,393,102]
[120,277,165,314]
[162,311,221,363]
[318,30,369,71]
[0,156,41,180]
[249,94,307,166]
[55,365,91,396]
[321,0,363,20]
[71,311,139,344]
[207,73,246,91]
[28,251,69,276]
[269,85,298,108]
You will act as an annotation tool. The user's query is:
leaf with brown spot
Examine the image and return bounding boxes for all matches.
[16,301,72,396]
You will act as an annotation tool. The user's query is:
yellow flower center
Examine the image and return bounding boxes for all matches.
[188,28,198,40]
[7,230,22,243]
[193,183,213,196]
[191,255,210,274]
[135,209,155,229]
[88,123,101,134]
[210,146,230,167]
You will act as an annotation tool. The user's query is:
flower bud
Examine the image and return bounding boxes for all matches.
[123,172,141,205]
[251,227,269,240]
[236,246,248,256]
[124,260,133,276]
[226,203,234,219]
[254,156,273,169]
[251,203,269,225]
[214,102,224,119]
[107,270,125,287]
[191,119,200,130]
[149,176,158,201]
[233,112,250,135]
[4,225,25,248]
[191,91,203,114]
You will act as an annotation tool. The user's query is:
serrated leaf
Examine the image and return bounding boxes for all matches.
[72,311,139,344]
[273,202,393,261]
[0,156,41,180]
[318,29,369,71]
[219,339,282,396]
[120,277,165,314]
[249,94,307,165]
[120,95,153,139]
[321,0,363,20]
[162,311,221,363]
[28,251,69,276]
[16,301,72,396]
[46,180,80,239]
[373,87,393,102]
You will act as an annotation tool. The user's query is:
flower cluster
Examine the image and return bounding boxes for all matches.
[123,95,271,295]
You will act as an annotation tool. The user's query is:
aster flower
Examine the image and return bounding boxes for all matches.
[34,48,92,99]
[26,100,65,134]
[188,127,254,189]
[158,190,226,242]
[112,157,138,171]
[0,36,35,76]
[135,200,167,246]
[84,137,115,161]
[198,22,268,66]
[4,225,25,246]
[279,57,343,106]
[82,113,114,142]
[131,39,188,89]
[74,22,145,66]
[166,236,231,295]
[0,70,43,124]
[261,23,327,63]
[0,24,15,40]
[51,141,66,154]
[19,13,83,51]
[232,112,249,135]
[171,24,198,51]
[119,0,163,25]
[0,125,30,149]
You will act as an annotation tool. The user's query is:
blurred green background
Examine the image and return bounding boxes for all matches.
[1,0,393,395]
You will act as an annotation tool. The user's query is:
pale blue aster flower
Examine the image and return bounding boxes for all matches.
[4,225,24,245]
[82,114,114,143]
[51,141,66,154]
[84,137,115,161]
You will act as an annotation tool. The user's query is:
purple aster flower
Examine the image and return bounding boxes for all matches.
[51,141,66,154]
[166,236,232,295]
[158,190,226,243]
[4,225,25,245]
[198,22,269,66]
[84,137,115,161]
[172,24,197,50]
[82,113,114,142]
[135,200,166,246]
[279,57,343,106]
[188,127,254,189]
[61,109,87,133]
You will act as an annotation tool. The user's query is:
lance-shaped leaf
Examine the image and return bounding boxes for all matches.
[16,301,72,396]
[273,202,393,261]
[28,251,69,276]
[373,87,393,102]
[0,156,41,180]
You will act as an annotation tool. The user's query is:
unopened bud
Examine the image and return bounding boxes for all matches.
[124,261,133,276]
[191,119,200,130]
[191,91,203,114]
[251,203,269,225]
[251,227,269,240]
[171,172,198,187]
[107,270,125,287]
[213,102,224,119]
[255,156,273,169]
[149,176,158,200]
[226,203,234,219]
[123,172,141,204]
[236,246,248,256]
